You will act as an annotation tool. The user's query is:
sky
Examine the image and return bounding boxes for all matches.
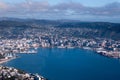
[0,0,120,22]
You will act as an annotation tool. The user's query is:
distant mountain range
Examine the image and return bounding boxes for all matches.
[0,17,120,40]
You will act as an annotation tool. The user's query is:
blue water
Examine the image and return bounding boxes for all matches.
[2,48,120,80]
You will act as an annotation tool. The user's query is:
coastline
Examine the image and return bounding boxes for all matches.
[0,57,16,64]
[0,56,47,80]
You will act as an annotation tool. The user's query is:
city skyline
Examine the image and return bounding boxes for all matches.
[0,0,120,22]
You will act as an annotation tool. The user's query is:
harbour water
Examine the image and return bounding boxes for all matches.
[2,48,120,80]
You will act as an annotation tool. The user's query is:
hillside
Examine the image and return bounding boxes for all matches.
[0,19,120,40]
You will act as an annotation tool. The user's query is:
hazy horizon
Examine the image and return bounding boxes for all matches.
[0,0,120,23]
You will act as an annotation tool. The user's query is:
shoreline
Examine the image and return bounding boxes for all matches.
[38,47,120,59]
[0,57,16,64]
[0,56,47,80]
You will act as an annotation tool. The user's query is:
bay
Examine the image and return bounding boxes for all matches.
[2,48,120,80]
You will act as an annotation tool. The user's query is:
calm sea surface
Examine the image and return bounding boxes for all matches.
[2,48,120,80]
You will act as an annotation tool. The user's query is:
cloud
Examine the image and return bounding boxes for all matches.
[87,2,120,16]
[0,1,120,19]
[0,1,8,9]
[51,2,120,16]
